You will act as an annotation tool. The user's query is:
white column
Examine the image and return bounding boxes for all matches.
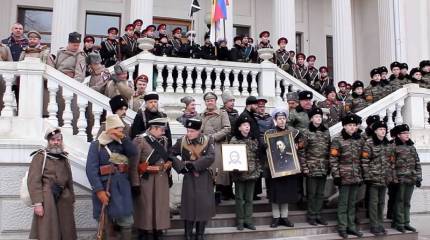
[332,0,354,84]
[225,0,234,48]
[130,0,153,28]
[378,0,395,67]
[393,0,407,62]
[17,58,45,118]
[51,0,79,54]
[273,0,296,52]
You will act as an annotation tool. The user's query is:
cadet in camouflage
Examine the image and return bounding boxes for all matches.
[345,81,369,113]
[329,113,364,238]
[361,120,395,236]
[364,68,385,103]
[391,124,422,233]
[298,108,330,226]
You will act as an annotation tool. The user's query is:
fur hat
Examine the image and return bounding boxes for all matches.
[366,115,380,127]
[342,114,362,126]
[391,124,410,137]
[409,67,421,78]
[86,52,102,65]
[221,91,234,103]
[286,92,299,102]
[271,107,289,119]
[143,92,159,101]
[106,114,125,130]
[371,120,387,131]
[185,118,202,130]
[114,63,128,74]
[370,68,380,78]
[308,107,323,119]
[181,96,195,106]
[298,90,313,100]
[390,61,401,70]
[352,80,364,91]
[109,95,128,113]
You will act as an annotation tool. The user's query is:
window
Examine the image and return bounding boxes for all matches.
[153,17,191,39]
[233,25,250,37]
[295,32,303,53]
[85,13,121,45]
[326,35,333,78]
[17,8,53,45]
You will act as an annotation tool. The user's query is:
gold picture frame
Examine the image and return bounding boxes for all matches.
[265,131,301,178]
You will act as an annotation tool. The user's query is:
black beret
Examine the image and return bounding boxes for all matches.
[409,67,421,77]
[109,95,128,113]
[391,124,410,137]
[319,66,328,72]
[390,61,401,70]
[338,81,347,87]
[342,113,362,126]
[125,24,135,31]
[259,31,270,38]
[133,19,143,25]
[372,120,387,131]
[306,55,316,62]
[236,115,252,129]
[419,60,430,69]
[107,27,119,34]
[324,86,336,96]
[143,92,159,101]
[277,37,288,45]
[370,68,381,78]
[366,115,380,126]
[83,35,95,43]
[246,96,258,105]
[308,107,323,119]
[298,90,313,100]
[379,66,388,73]
[296,52,306,60]
[352,80,364,91]
[233,36,242,42]
[185,118,202,130]
[400,63,408,70]
[68,32,81,43]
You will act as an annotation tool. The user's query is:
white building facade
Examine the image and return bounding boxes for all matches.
[1,0,429,84]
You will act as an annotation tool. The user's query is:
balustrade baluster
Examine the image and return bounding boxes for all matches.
[241,70,250,96]
[76,96,88,139]
[205,67,214,93]
[92,104,103,138]
[176,65,185,93]
[394,100,405,125]
[62,88,74,132]
[195,67,204,94]
[156,64,165,93]
[47,79,59,126]
[250,71,258,96]
[1,73,16,117]
[232,69,240,96]
[166,65,174,93]
[275,76,282,102]
[425,98,430,129]
[127,67,135,90]
[214,68,222,95]
[185,66,194,94]
[386,105,395,129]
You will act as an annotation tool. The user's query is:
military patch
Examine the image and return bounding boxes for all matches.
[330,148,339,157]
[390,155,395,162]
[101,71,111,81]
[365,95,373,102]
[361,151,369,159]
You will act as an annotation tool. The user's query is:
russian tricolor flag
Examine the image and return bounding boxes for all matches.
[213,0,228,22]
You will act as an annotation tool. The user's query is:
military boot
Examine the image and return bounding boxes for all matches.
[184,221,194,240]
[404,225,417,232]
[195,221,207,240]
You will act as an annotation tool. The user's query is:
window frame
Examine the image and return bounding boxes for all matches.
[17,6,53,45]
[85,11,122,44]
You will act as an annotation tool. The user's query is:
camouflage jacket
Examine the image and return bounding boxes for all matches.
[389,74,409,92]
[316,100,345,127]
[288,106,310,133]
[298,124,331,177]
[361,136,396,186]
[422,72,430,88]
[394,138,422,184]
[380,79,392,98]
[329,129,365,185]
[364,80,385,103]
[345,93,369,113]
[230,136,261,181]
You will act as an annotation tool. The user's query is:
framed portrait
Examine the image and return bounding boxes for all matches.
[221,144,248,171]
[265,131,301,178]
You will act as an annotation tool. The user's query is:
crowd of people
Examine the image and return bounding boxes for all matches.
[0,21,427,240]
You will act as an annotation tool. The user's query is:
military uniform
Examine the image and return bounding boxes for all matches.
[364,80,385,103]
[256,31,274,63]
[329,114,364,237]
[289,105,311,132]
[292,64,308,85]
[100,38,119,67]
[86,115,138,240]
[154,41,173,57]
[306,67,319,87]
[242,43,256,63]
[361,122,395,235]
[200,41,216,60]
[345,81,369,113]
[119,31,138,60]
[28,129,77,240]
[389,74,409,93]
[230,38,245,62]
[392,124,422,232]
[170,119,216,240]
[317,99,344,127]
[298,108,331,224]
[131,120,171,237]
[419,60,430,87]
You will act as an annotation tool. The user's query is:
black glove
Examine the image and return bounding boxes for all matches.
[185,162,195,172]
[416,180,422,188]
[131,186,140,197]
[333,177,342,186]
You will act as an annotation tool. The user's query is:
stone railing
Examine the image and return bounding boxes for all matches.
[329,83,430,137]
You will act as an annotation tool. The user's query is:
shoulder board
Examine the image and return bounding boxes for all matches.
[30,149,45,157]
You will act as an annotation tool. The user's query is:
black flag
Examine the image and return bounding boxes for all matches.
[190,0,201,17]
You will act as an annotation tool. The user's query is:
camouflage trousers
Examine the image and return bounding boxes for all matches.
[368,185,386,229]
[394,183,414,227]
[337,184,359,231]
[307,176,326,220]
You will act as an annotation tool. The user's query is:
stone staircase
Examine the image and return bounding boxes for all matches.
[163,198,418,240]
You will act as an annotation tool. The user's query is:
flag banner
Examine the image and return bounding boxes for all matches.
[213,0,227,22]
[190,0,201,17]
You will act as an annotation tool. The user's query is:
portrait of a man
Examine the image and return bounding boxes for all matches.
[265,131,301,178]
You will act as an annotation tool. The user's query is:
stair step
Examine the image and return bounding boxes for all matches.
[213,198,318,214]
[164,220,399,240]
[257,229,418,240]
[171,209,358,229]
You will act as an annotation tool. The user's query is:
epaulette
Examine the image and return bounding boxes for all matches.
[29,148,45,157]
